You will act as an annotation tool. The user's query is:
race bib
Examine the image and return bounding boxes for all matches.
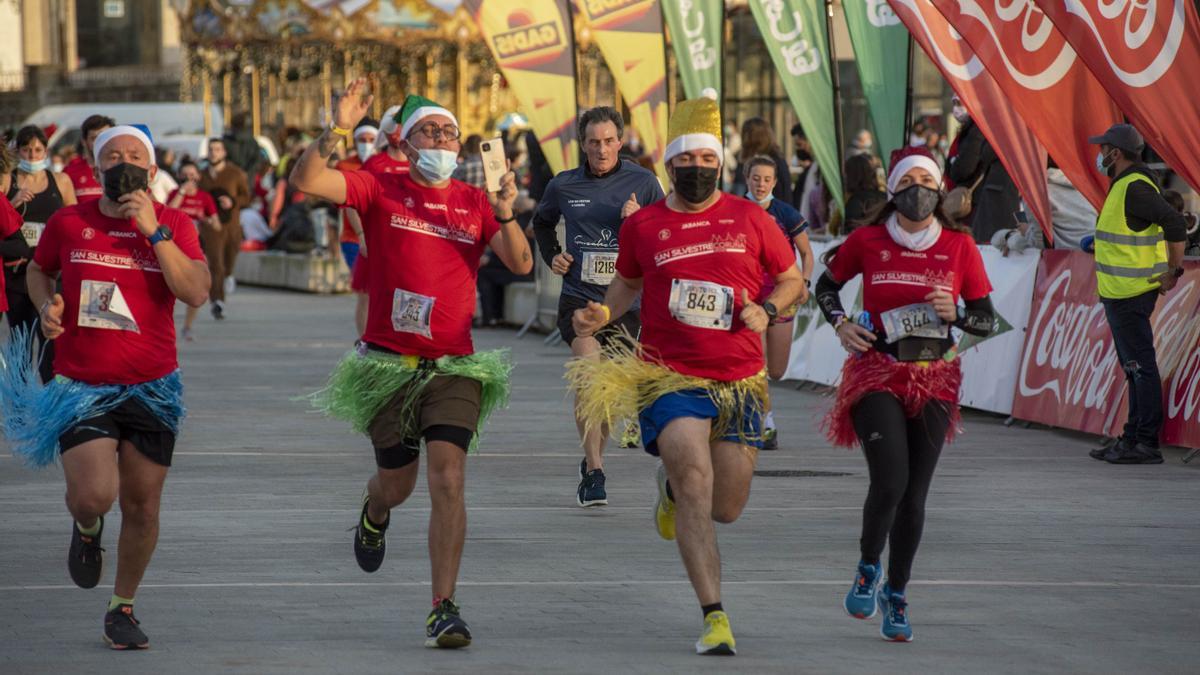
[880,302,948,343]
[391,288,434,338]
[580,250,618,285]
[78,280,140,333]
[21,221,44,246]
[669,278,734,331]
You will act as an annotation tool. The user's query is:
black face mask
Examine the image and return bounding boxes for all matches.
[893,185,941,221]
[795,147,813,163]
[102,163,150,202]
[672,165,720,204]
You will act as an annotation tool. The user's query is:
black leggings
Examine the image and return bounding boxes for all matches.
[852,392,950,592]
[4,289,54,384]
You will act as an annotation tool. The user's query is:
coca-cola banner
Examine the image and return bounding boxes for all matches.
[930,0,1122,211]
[1014,250,1200,447]
[1033,0,1200,192]
[887,0,1053,243]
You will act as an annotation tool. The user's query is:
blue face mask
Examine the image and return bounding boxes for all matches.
[746,190,772,208]
[415,148,459,183]
[18,158,50,173]
[1096,150,1115,174]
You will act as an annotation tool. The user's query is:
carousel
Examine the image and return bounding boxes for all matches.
[175,0,618,140]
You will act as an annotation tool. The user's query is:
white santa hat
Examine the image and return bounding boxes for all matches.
[886,146,941,197]
[93,124,156,165]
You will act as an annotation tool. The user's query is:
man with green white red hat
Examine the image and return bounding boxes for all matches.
[290,79,532,648]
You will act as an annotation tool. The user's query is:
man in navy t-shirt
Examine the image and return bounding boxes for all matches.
[533,107,664,507]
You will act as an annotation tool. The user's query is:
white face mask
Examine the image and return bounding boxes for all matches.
[356,142,376,161]
[415,148,459,183]
[952,106,969,123]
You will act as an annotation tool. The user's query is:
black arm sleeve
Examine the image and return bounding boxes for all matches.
[1125,182,1188,242]
[953,295,996,337]
[0,230,30,260]
[815,270,848,325]
[530,179,563,267]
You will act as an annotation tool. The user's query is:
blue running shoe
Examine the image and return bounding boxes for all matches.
[878,583,913,642]
[843,560,882,619]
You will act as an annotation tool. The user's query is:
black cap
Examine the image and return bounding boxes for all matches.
[1088,123,1144,154]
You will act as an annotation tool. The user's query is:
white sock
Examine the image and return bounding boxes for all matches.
[765,411,776,430]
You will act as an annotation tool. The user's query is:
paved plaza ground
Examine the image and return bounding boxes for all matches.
[1,287,1198,674]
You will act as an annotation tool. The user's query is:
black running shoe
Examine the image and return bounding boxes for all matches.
[1105,442,1164,465]
[1090,437,1126,461]
[353,497,387,573]
[425,598,472,648]
[103,604,149,650]
[577,468,608,507]
[68,517,105,589]
[211,301,225,320]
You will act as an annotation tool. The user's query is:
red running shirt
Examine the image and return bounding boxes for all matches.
[34,200,206,385]
[0,196,23,311]
[167,188,217,227]
[63,156,103,202]
[824,223,992,333]
[335,157,364,244]
[341,171,500,358]
[616,193,797,381]
[362,151,410,176]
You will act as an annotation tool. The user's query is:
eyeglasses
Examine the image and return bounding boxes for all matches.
[407,122,461,141]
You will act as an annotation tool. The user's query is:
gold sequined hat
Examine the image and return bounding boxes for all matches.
[664,88,723,164]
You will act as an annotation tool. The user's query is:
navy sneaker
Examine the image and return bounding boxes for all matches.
[103,604,149,650]
[577,466,608,507]
[843,560,882,619]
[426,598,472,648]
[68,517,105,589]
[352,496,387,573]
[878,583,913,642]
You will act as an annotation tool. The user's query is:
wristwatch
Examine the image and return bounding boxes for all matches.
[762,301,778,322]
[147,225,174,246]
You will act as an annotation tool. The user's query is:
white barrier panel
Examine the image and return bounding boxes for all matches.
[782,240,1040,416]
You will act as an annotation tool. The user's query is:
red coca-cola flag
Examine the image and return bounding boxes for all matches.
[930,0,1122,211]
[888,0,1053,243]
[1034,0,1200,191]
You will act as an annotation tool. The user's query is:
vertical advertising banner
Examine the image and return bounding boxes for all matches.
[575,0,670,184]
[930,0,1123,211]
[888,0,1052,242]
[466,0,580,174]
[662,0,725,100]
[842,0,910,160]
[749,0,845,209]
[1034,0,1200,191]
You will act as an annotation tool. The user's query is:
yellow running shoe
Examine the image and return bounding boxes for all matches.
[620,421,640,448]
[695,610,736,655]
[654,462,676,541]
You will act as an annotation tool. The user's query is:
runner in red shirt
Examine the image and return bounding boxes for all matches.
[62,114,114,203]
[815,147,994,642]
[570,94,804,656]
[167,160,220,341]
[335,117,383,336]
[4,125,210,650]
[291,82,531,648]
[0,185,28,314]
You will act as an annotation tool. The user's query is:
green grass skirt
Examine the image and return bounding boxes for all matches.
[307,348,512,452]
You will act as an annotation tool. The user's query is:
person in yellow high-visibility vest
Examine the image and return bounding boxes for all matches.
[1088,124,1188,465]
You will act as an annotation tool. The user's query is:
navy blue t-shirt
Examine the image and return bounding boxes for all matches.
[764,197,808,245]
[533,160,664,302]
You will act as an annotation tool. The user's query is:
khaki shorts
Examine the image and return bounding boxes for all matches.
[367,374,482,450]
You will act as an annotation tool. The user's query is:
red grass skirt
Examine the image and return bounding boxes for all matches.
[823,350,962,448]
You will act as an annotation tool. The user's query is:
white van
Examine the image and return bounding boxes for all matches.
[155,134,280,169]
[21,102,225,155]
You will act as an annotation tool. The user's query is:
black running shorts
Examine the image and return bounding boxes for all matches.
[556,293,640,348]
[58,398,177,467]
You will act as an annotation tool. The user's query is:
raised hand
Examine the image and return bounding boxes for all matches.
[621,192,640,218]
[335,78,374,132]
[118,190,160,237]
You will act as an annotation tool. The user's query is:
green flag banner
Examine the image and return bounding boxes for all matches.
[841,0,908,161]
[748,0,844,210]
[661,0,724,99]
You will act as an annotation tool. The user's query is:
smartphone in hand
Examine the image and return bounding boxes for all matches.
[481,137,507,193]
